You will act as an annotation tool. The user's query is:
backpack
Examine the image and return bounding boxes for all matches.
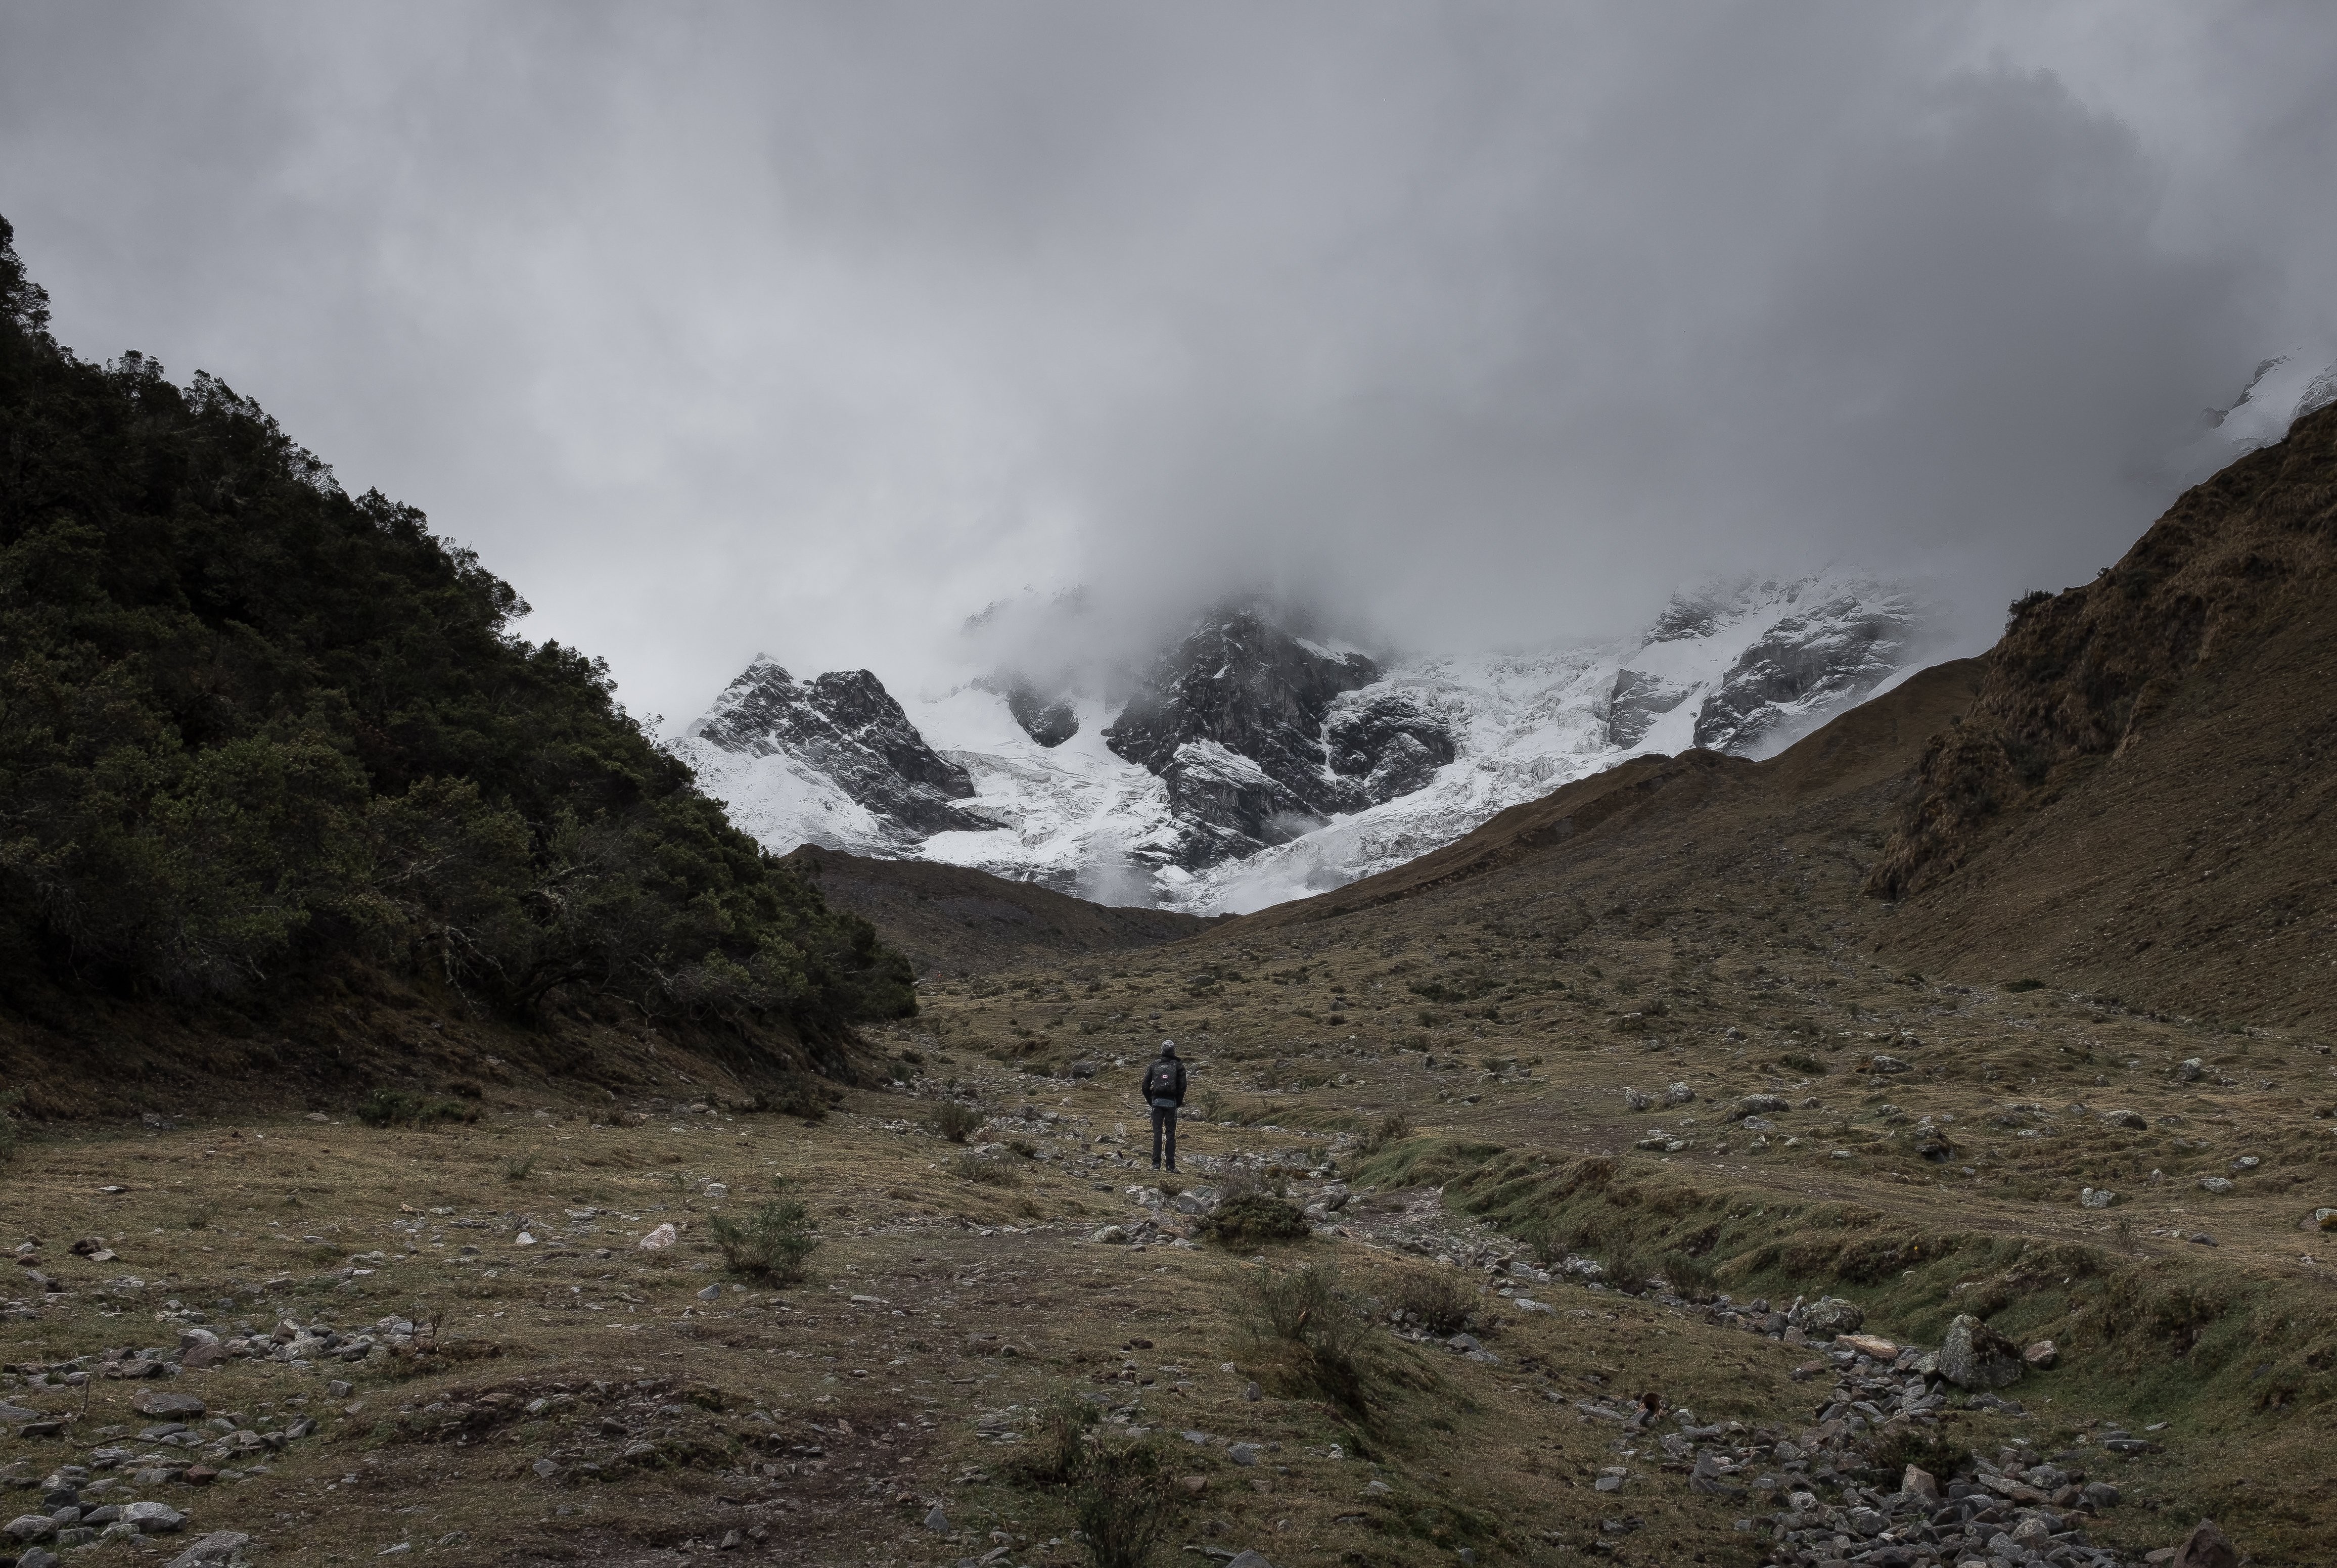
[1144,1059,1185,1107]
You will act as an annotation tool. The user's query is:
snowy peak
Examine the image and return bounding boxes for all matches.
[673,573,1937,912]
[680,657,990,848]
[1101,607,1432,865]
[1601,580,1923,757]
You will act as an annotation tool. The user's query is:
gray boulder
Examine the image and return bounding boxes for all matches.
[1798,1297,1864,1335]
[1937,1313,2025,1390]
[166,1535,251,1568]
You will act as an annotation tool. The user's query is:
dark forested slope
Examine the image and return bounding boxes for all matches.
[0,216,912,1072]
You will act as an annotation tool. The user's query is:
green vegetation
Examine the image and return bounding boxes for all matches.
[0,217,911,1042]
[706,1187,819,1285]
[1210,1190,1309,1246]
[947,1149,1019,1185]
[930,1100,983,1142]
[353,1088,477,1128]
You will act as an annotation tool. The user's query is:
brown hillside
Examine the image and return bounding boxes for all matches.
[1230,657,1983,937]
[1868,403,2337,1032]
[782,845,1218,976]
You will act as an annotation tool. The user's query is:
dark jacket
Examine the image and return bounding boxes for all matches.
[1142,1058,1187,1107]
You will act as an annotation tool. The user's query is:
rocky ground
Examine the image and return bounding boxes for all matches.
[0,978,2310,1568]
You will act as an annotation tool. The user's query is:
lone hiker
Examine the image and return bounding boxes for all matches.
[1143,1040,1187,1172]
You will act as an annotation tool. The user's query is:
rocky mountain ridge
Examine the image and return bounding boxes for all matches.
[671,575,1935,912]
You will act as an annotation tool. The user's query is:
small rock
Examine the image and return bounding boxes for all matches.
[1243,1381,1260,1402]
[180,1341,228,1370]
[1664,1083,1695,1106]
[378,1546,411,1557]
[697,1284,720,1302]
[1594,1467,1626,1493]
[2100,1108,2147,1130]
[2080,1187,2117,1209]
[638,1223,678,1251]
[1091,1225,1129,1246]
[1838,1333,1897,1360]
[2197,1177,2235,1195]
[2024,1340,2059,1369]
[1623,1087,1653,1112]
[2170,1518,2238,1568]
[131,1389,207,1418]
[6,1515,59,1543]
[923,1505,949,1532]
[1901,1464,1940,1504]
[327,1380,352,1399]
[1227,1443,1261,1467]
[1224,1553,1276,1568]
[1869,1054,1910,1074]
[2177,1058,2204,1082]
[1938,1313,2024,1390]
[1178,1475,1208,1495]
[532,1458,561,1479]
[514,1232,536,1247]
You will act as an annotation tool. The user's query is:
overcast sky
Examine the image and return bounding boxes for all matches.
[4,3,2333,722]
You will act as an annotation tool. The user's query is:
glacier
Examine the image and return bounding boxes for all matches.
[669,575,1936,914]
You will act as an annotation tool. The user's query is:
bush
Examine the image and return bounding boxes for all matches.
[948,1150,1020,1186]
[1070,1440,1176,1568]
[1391,1268,1478,1335]
[1356,1111,1412,1157]
[1246,1260,1371,1412]
[707,1189,819,1285]
[354,1088,476,1129]
[1014,1390,1101,1487]
[931,1100,983,1143]
[500,1152,536,1182]
[1210,1191,1309,1247]
[1658,1249,1717,1302]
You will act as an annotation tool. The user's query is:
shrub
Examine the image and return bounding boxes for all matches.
[1246,1260,1371,1411]
[1015,1390,1101,1487]
[1211,1191,1309,1247]
[1356,1111,1412,1157]
[1069,1441,1175,1568]
[500,1152,536,1182]
[354,1088,476,1129]
[948,1150,1020,1186]
[1658,1249,1717,1302]
[707,1188,819,1285]
[1392,1268,1477,1335]
[931,1100,983,1143]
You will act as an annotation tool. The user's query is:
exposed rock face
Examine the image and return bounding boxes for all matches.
[1603,667,1697,749]
[1690,591,1919,752]
[684,658,989,840]
[1005,683,1078,747]
[1325,689,1457,805]
[1937,1312,2025,1390]
[1105,608,1453,866]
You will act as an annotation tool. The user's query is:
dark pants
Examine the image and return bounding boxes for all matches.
[1151,1104,1178,1169]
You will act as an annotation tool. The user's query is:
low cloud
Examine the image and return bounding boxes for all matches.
[2,4,2330,719]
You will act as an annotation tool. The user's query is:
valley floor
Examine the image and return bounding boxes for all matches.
[5,903,2332,1568]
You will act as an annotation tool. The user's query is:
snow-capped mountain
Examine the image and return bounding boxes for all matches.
[2178,348,2337,483]
[670,576,1933,914]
